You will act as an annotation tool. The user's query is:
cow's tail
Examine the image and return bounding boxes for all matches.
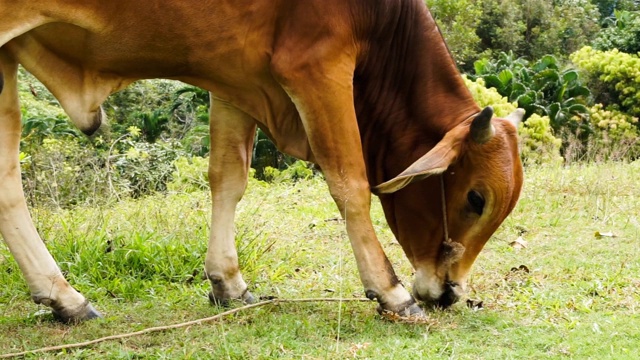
[0,68,4,95]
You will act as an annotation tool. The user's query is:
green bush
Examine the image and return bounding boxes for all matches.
[593,10,640,54]
[252,129,298,180]
[473,52,591,133]
[167,156,210,193]
[518,114,564,165]
[21,138,111,208]
[463,75,519,117]
[587,103,640,159]
[172,86,211,156]
[110,139,185,198]
[18,69,81,150]
[571,46,640,117]
[261,160,316,183]
[103,80,183,136]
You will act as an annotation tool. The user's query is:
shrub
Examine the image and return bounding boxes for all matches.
[463,75,518,117]
[472,52,591,133]
[109,139,185,198]
[18,69,80,150]
[587,103,640,160]
[103,80,183,136]
[518,114,564,165]
[570,46,640,117]
[252,129,298,180]
[167,156,210,193]
[593,10,640,54]
[261,160,316,183]
[21,138,111,208]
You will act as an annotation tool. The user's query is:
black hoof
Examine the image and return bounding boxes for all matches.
[52,302,103,324]
[208,289,256,307]
[377,301,425,318]
[242,290,256,304]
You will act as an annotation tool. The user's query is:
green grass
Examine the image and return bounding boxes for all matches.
[1,162,639,359]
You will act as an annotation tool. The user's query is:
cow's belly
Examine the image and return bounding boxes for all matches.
[16,20,315,162]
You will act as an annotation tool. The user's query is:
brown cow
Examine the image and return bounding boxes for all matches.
[0,0,523,323]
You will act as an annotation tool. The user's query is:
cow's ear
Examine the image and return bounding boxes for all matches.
[374,130,463,194]
[505,108,525,128]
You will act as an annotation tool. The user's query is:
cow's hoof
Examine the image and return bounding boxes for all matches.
[377,301,425,318]
[52,301,103,324]
[208,289,256,307]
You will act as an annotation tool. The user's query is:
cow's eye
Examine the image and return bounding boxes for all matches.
[467,190,485,215]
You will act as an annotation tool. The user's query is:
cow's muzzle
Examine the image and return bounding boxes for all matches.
[412,238,467,308]
[412,278,465,308]
[435,281,463,308]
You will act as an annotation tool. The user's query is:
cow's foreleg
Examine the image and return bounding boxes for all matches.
[205,97,257,305]
[0,51,100,323]
[271,58,424,317]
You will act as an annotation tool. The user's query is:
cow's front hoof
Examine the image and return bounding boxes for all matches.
[377,300,425,318]
[366,287,426,320]
[208,289,256,307]
[52,301,103,324]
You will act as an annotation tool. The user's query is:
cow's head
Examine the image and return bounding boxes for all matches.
[375,107,524,308]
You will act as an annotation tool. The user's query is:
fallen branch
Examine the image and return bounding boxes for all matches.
[0,297,372,359]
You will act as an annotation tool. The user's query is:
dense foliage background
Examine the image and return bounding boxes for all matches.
[15,0,640,208]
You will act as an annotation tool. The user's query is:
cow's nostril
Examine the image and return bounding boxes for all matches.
[436,282,461,308]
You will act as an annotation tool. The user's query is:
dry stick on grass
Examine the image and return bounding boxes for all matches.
[0,297,432,359]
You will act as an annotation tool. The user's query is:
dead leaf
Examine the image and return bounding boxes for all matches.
[595,231,617,238]
[509,236,528,250]
[348,342,371,357]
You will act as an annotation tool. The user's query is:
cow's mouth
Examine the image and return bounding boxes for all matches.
[434,281,464,308]
[413,279,465,308]
[412,239,467,308]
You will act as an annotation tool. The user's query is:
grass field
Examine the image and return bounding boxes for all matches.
[1,162,639,359]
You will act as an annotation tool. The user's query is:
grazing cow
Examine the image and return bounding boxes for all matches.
[0,0,523,323]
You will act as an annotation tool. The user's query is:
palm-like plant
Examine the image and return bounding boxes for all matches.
[473,52,591,133]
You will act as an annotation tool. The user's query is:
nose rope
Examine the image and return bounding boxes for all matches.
[440,175,449,242]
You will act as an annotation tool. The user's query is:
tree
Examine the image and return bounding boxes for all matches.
[593,10,640,54]
[425,0,483,69]
[476,0,600,60]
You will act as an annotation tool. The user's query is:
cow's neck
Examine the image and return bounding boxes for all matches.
[352,0,480,186]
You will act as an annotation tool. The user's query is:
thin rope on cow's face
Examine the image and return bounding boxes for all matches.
[438,175,465,269]
[440,175,449,243]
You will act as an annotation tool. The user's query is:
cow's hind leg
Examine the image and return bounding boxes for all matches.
[205,97,257,305]
[0,50,100,323]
